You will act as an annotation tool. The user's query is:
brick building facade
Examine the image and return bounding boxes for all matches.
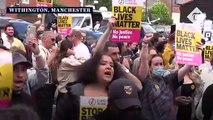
[161,0,180,23]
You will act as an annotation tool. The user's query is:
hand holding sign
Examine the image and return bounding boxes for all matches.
[168,33,175,44]
[28,36,40,55]
[195,41,203,50]
[108,17,117,30]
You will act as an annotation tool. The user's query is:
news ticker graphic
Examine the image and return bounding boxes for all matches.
[6,7,93,13]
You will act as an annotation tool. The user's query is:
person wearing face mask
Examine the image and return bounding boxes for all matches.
[138,33,194,120]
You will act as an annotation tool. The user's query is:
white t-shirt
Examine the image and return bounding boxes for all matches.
[74,42,91,60]
[196,62,213,119]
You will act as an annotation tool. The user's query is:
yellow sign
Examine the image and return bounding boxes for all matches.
[0,49,13,108]
[112,6,142,30]
[57,14,72,35]
[57,15,72,28]
[36,0,53,7]
[79,96,108,120]
[175,23,202,66]
[175,30,202,53]
[36,0,52,4]
[204,45,213,61]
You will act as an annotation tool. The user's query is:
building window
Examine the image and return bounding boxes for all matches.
[175,0,193,5]
[22,0,29,4]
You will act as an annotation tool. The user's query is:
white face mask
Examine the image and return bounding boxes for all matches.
[152,66,171,77]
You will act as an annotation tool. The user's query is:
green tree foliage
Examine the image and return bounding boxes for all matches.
[96,0,112,11]
[149,1,173,25]
[53,0,66,7]
[142,11,147,22]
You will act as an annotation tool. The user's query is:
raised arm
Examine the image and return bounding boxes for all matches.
[178,65,193,82]
[118,63,142,90]
[138,34,153,82]
[28,37,46,69]
[93,17,116,55]
[27,37,49,90]
[178,41,202,82]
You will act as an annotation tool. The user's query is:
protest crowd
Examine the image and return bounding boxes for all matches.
[0,15,213,120]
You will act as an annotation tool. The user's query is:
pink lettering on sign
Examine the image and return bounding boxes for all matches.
[58,28,72,36]
[176,51,202,66]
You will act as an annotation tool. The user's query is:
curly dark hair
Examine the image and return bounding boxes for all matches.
[76,52,124,86]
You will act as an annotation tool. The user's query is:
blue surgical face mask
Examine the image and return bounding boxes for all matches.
[152,66,170,77]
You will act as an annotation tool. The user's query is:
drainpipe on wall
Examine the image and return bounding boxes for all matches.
[145,0,148,19]
[170,0,173,15]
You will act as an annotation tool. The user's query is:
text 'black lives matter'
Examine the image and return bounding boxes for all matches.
[6,7,93,13]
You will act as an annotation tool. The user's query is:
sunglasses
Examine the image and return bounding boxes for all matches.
[51,38,56,42]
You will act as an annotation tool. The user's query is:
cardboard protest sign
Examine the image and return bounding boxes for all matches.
[79,96,108,120]
[175,23,202,66]
[57,14,72,36]
[204,45,213,61]
[111,0,143,42]
[36,0,53,7]
[0,49,13,108]
[202,20,213,42]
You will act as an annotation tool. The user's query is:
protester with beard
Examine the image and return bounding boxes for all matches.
[93,17,142,90]
[123,42,138,58]
[138,33,195,120]
[88,78,145,120]
[123,42,138,68]
[1,24,26,52]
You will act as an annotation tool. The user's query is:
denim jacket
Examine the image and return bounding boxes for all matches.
[23,67,49,96]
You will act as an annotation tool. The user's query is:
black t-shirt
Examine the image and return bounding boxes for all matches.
[11,91,35,110]
[202,83,213,120]
[54,84,84,120]
[90,108,147,120]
